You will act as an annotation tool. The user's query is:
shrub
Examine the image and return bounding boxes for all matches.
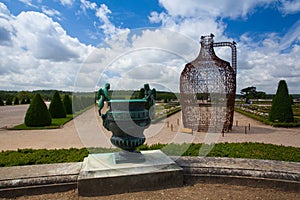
[0,97,4,106]
[20,98,27,104]
[63,94,73,114]
[49,91,66,118]
[26,97,31,104]
[269,80,294,123]
[25,93,52,127]
[13,97,19,105]
[5,97,12,105]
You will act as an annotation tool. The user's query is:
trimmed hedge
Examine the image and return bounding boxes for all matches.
[63,94,73,114]
[269,80,294,123]
[24,93,51,127]
[5,97,12,105]
[49,91,66,118]
[0,97,4,106]
[13,97,19,105]
[235,108,300,127]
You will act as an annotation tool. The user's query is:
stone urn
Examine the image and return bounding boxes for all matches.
[101,84,155,162]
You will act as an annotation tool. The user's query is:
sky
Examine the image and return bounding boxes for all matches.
[0,0,300,94]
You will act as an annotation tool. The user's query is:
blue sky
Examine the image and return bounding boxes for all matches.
[0,0,300,94]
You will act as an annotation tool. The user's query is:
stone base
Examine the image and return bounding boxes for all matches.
[78,150,183,196]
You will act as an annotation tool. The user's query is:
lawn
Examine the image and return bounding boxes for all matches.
[1,143,299,167]
[10,114,73,130]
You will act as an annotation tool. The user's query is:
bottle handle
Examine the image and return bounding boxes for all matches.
[213,41,237,73]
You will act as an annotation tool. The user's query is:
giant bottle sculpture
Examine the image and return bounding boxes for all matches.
[180,34,236,132]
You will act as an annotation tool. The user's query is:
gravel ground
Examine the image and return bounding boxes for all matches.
[4,183,299,200]
[0,106,299,151]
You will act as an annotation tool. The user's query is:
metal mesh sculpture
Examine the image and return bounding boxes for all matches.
[180,34,236,132]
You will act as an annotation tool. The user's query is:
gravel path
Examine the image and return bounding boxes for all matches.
[0,105,299,151]
[6,183,299,200]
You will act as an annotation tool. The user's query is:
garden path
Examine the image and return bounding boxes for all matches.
[0,106,299,151]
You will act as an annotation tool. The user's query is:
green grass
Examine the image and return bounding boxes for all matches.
[10,114,73,130]
[235,107,300,127]
[9,104,95,130]
[0,148,89,167]
[1,143,298,167]
[139,143,300,162]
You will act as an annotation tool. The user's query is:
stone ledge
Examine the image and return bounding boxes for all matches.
[173,157,300,191]
[0,156,299,197]
[173,157,300,180]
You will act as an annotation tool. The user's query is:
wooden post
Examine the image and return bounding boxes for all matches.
[236,120,238,127]
[177,118,179,125]
[245,126,247,134]
[248,123,251,131]
[222,129,224,137]
[171,124,173,132]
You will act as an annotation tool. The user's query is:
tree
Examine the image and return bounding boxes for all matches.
[63,94,73,114]
[269,80,294,123]
[20,98,27,104]
[0,97,4,106]
[26,97,31,104]
[5,97,12,105]
[49,91,66,118]
[14,97,19,105]
[240,86,256,103]
[25,93,51,127]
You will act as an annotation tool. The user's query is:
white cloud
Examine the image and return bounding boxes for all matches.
[147,0,300,93]
[42,6,61,19]
[80,0,97,12]
[0,3,94,91]
[12,11,81,61]
[59,0,74,6]
[1,1,299,94]
[18,0,37,8]
[279,0,300,15]
[157,0,273,19]
[79,1,129,38]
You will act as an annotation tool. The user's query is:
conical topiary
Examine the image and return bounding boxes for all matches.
[20,98,27,104]
[25,93,51,127]
[0,97,4,106]
[269,80,294,123]
[5,97,12,105]
[14,97,19,105]
[63,94,73,114]
[26,97,31,104]
[49,91,66,118]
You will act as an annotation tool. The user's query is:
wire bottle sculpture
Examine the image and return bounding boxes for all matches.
[180,34,236,132]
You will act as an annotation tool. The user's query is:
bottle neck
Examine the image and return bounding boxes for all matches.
[198,35,216,59]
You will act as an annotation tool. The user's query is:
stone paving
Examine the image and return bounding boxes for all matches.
[0,105,300,151]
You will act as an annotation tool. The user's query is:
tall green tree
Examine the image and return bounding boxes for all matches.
[26,96,31,104]
[13,97,19,105]
[25,93,51,127]
[49,91,66,118]
[269,80,294,123]
[5,97,12,105]
[63,94,73,114]
[0,97,4,106]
